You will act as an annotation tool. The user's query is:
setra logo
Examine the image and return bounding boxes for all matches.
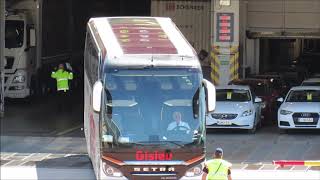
[136,150,173,161]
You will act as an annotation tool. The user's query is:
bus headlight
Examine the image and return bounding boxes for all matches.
[185,163,202,177]
[102,162,123,177]
[12,75,25,83]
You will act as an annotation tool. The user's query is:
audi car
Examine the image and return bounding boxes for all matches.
[277,86,320,130]
[301,78,320,86]
[206,85,263,133]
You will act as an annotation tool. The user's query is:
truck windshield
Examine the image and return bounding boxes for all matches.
[101,68,205,150]
[5,20,24,48]
[216,89,251,102]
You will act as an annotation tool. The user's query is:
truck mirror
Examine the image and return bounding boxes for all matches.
[203,79,216,112]
[93,81,103,112]
[29,28,36,47]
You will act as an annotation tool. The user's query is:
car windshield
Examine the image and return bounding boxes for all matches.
[286,90,320,102]
[216,89,251,102]
[231,81,267,96]
[301,82,320,86]
[5,20,24,48]
[101,68,205,149]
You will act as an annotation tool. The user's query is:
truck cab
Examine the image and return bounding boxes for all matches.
[4,10,36,98]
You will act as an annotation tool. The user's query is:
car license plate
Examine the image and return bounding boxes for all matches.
[298,118,313,122]
[217,120,232,125]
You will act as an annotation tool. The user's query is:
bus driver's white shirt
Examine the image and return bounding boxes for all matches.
[167,121,190,131]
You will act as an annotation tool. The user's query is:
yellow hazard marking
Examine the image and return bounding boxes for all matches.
[305,161,320,166]
[230,46,239,54]
[229,51,239,81]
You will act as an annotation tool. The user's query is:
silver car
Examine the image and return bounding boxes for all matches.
[206,85,263,133]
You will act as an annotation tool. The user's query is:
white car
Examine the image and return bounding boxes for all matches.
[301,78,320,86]
[277,86,320,130]
[206,85,263,133]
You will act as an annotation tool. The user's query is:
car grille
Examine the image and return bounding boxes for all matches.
[5,57,14,69]
[292,113,319,125]
[211,113,238,120]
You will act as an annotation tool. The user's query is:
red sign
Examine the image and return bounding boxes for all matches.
[136,150,173,161]
[110,18,177,54]
[216,13,234,42]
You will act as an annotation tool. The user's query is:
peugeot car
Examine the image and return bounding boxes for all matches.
[277,86,320,130]
[206,85,263,133]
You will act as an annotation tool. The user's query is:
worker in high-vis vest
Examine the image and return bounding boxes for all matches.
[51,63,73,111]
[202,148,232,180]
[51,63,73,92]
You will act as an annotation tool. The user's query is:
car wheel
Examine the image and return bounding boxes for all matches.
[248,116,257,134]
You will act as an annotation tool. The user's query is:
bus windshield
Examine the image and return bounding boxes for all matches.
[101,68,205,150]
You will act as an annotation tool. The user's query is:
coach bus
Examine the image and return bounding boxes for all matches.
[84,17,216,180]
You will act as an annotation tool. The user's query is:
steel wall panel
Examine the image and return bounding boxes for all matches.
[247,12,283,29]
[151,0,211,55]
[285,13,320,30]
[248,0,283,12]
[285,0,320,13]
[247,0,320,35]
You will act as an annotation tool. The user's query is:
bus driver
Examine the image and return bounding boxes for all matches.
[167,111,191,133]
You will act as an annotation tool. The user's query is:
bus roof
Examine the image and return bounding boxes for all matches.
[87,17,200,68]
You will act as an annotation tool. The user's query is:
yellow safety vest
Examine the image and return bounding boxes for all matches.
[51,69,73,92]
[206,159,231,180]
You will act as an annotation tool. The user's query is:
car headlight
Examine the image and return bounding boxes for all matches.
[12,75,25,83]
[185,163,203,177]
[280,109,293,115]
[102,162,123,177]
[241,109,253,117]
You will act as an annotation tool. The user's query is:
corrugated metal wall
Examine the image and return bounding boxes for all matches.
[151,0,211,56]
[247,0,320,35]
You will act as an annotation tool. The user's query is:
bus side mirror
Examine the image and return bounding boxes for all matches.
[29,28,36,47]
[93,81,103,112]
[203,79,216,112]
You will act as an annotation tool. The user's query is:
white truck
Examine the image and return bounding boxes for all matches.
[4,0,75,99]
[4,1,37,98]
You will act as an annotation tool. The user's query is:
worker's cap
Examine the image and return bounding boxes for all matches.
[215,147,223,155]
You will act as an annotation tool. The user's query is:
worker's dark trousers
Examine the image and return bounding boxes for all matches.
[57,90,70,112]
